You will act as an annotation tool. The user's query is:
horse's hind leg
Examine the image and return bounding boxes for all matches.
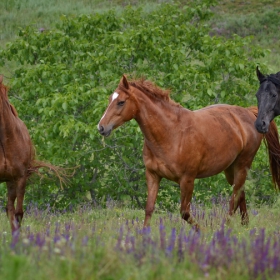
[15,177,27,226]
[225,166,249,225]
[6,182,18,233]
[238,190,249,225]
[180,176,199,231]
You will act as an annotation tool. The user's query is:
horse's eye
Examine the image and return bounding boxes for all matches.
[273,93,277,98]
[118,101,126,106]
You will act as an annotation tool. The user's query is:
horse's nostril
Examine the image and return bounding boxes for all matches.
[99,125,104,133]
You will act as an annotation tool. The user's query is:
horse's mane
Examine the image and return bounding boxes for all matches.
[122,78,182,108]
[0,80,18,117]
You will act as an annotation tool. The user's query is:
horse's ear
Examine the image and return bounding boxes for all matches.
[0,75,3,84]
[256,66,265,82]
[120,75,130,90]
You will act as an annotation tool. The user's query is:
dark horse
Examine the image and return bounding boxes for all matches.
[0,77,64,234]
[98,76,280,230]
[255,67,280,133]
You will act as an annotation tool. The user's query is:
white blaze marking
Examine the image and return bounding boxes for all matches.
[98,92,119,129]
[112,92,119,101]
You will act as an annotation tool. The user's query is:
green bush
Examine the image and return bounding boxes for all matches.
[0,1,273,209]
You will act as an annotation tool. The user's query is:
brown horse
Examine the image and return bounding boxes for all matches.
[98,76,280,230]
[0,76,65,234]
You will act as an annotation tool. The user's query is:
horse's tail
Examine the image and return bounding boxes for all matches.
[248,106,280,189]
[28,159,72,188]
[27,143,72,188]
[263,121,280,189]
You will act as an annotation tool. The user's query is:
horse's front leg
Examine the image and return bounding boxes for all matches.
[143,169,161,228]
[7,177,27,234]
[180,176,199,231]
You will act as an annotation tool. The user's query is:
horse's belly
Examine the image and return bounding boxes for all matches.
[196,163,230,178]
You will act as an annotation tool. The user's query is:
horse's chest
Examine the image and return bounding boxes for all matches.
[143,147,180,181]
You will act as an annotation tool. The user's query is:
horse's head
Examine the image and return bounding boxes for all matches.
[255,67,280,133]
[97,75,137,137]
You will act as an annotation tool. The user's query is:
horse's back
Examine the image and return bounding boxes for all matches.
[195,104,261,145]
[194,104,258,133]
[189,104,262,177]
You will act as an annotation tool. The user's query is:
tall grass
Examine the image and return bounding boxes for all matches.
[1,200,280,280]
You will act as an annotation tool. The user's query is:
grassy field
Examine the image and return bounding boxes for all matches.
[1,200,280,279]
[1,0,280,279]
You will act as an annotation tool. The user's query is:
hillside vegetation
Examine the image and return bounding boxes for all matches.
[0,0,279,208]
[1,1,280,279]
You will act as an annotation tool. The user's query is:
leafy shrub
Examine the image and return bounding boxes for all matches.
[0,1,273,209]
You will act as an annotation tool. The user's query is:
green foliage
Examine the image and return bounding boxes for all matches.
[0,1,273,208]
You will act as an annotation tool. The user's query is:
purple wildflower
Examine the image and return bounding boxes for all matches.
[159,218,166,250]
[166,228,176,256]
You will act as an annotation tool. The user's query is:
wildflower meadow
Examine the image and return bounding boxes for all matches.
[1,198,280,280]
[1,0,280,279]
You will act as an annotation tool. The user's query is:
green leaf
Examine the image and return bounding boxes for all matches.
[62,102,68,111]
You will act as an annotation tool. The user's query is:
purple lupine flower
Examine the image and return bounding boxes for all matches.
[55,222,60,235]
[142,226,152,249]
[45,224,51,237]
[82,236,89,246]
[115,226,124,251]
[62,233,70,242]
[125,231,134,253]
[10,230,20,250]
[250,228,257,237]
[251,228,270,278]
[166,228,176,256]
[28,233,35,243]
[185,228,200,257]
[159,218,166,251]
[53,235,60,244]
[35,233,45,248]
[130,236,135,253]
[65,222,71,232]
[178,227,185,261]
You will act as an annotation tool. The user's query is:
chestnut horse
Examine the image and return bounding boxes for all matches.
[0,77,65,234]
[98,76,280,230]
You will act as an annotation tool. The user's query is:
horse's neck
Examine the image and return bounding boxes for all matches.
[134,93,190,143]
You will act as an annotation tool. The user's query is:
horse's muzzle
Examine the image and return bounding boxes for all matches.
[98,125,112,137]
[254,119,269,134]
